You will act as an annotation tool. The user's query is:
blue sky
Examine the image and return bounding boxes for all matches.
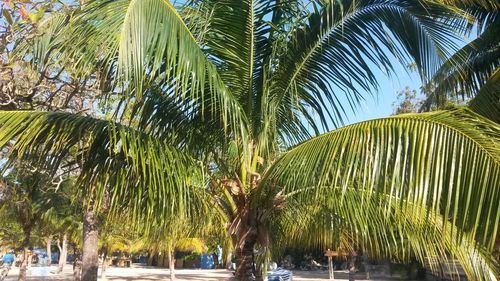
[344,63,421,125]
[343,27,475,127]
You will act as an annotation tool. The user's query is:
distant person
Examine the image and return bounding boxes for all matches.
[2,252,14,265]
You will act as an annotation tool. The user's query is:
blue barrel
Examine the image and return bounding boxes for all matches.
[200,254,214,269]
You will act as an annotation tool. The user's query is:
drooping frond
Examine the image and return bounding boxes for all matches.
[58,0,248,141]
[434,0,500,33]
[428,18,499,108]
[270,188,500,280]
[183,0,316,150]
[195,0,256,105]
[271,0,460,128]
[0,111,208,228]
[263,108,500,279]
[468,68,500,123]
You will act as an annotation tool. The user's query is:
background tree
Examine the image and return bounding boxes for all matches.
[0,162,62,281]
[1,3,131,279]
[97,219,139,279]
[0,0,100,112]
[392,87,420,115]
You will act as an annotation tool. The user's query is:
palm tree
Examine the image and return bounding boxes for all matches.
[132,218,204,281]
[1,0,499,280]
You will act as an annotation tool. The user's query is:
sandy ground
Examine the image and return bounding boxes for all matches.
[3,264,381,280]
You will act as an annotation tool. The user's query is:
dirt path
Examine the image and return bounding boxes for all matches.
[4,264,379,280]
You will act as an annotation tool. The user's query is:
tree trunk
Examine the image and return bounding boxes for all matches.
[159,253,166,267]
[81,208,99,281]
[234,237,257,281]
[46,236,52,266]
[224,174,261,281]
[168,248,175,281]
[73,257,82,281]
[73,245,82,281]
[18,229,31,281]
[100,247,108,279]
[225,252,233,270]
[57,234,68,273]
[147,252,155,266]
[0,263,12,280]
[56,239,62,270]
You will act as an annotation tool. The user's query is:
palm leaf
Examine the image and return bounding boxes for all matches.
[271,0,460,128]
[49,0,248,142]
[434,0,499,33]
[271,188,500,280]
[468,68,500,123]
[195,0,256,102]
[0,111,206,227]
[13,13,69,73]
[428,18,499,107]
[263,108,500,279]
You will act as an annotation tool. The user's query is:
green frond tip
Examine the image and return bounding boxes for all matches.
[265,108,500,253]
[429,18,499,106]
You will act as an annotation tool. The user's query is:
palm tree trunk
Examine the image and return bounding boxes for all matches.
[81,208,99,281]
[100,247,108,279]
[225,252,233,270]
[73,257,82,281]
[147,251,155,266]
[56,239,62,269]
[18,229,31,281]
[46,236,52,266]
[73,245,82,281]
[57,234,68,273]
[234,237,257,281]
[168,247,175,281]
[18,247,28,281]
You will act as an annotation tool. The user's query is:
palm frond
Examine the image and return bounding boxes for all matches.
[184,1,314,149]
[271,188,500,280]
[0,111,206,227]
[57,0,248,141]
[468,68,500,123]
[195,0,256,104]
[263,108,500,279]
[13,13,69,72]
[428,18,499,107]
[433,0,499,33]
[271,0,460,128]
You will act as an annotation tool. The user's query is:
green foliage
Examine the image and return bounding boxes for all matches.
[0,111,208,229]
[468,68,500,123]
[264,108,500,279]
[0,162,68,248]
[1,0,100,112]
